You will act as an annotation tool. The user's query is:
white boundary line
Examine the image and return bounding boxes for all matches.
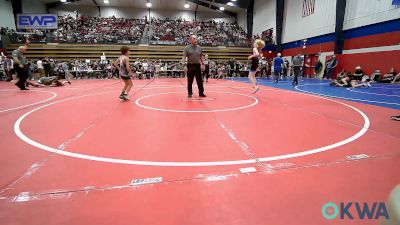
[369,86,400,90]
[0,90,57,113]
[347,88,400,98]
[135,92,259,113]
[13,88,370,167]
[295,84,400,106]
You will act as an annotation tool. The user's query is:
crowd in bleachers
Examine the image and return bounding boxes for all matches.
[0,55,255,82]
[150,18,251,46]
[1,16,252,46]
[225,23,253,46]
[1,26,47,43]
[52,15,146,43]
[1,15,146,44]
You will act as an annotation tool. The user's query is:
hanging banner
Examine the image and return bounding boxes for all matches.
[17,14,58,29]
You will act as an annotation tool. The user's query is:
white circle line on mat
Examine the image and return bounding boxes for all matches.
[135,91,259,113]
[0,90,57,113]
[13,88,370,166]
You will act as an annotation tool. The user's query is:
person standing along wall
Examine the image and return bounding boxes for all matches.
[43,57,51,77]
[292,53,304,86]
[326,55,338,79]
[260,57,268,78]
[315,58,323,79]
[273,53,284,83]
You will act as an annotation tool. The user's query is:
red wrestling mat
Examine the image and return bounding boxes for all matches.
[0,78,399,225]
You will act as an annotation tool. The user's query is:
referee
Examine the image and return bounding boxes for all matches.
[12,45,29,90]
[182,35,206,98]
[292,53,304,86]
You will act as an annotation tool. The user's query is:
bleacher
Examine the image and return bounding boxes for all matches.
[6,43,250,62]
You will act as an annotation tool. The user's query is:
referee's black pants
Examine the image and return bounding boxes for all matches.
[187,64,204,95]
[15,64,28,89]
[292,66,301,85]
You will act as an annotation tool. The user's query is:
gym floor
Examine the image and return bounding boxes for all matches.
[0,77,399,224]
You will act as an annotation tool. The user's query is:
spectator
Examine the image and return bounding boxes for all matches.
[43,57,51,77]
[229,58,235,77]
[3,55,13,81]
[62,62,70,80]
[331,73,369,88]
[315,58,323,78]
[370,70,381,82]
[273,53,284,83]
[379,68,397,83]
[282,58,289,79]
[326,55,338,79]
[352,66,364,81]
[37,59,44,78]
[260,57,268,78]
[392,73,400,84]
[336,69,347,79]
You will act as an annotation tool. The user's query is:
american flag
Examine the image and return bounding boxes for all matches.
[302,0,315,17]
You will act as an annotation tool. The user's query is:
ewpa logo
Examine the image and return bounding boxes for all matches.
[17,14,58,29]
[322,202,390,220]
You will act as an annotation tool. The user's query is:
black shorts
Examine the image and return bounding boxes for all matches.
[121,75,131,80]
[250,58,259,71]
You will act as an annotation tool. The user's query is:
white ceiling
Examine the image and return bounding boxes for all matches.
[37,0,244,13]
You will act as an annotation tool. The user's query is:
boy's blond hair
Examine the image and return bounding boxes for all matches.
[254,39,266,48]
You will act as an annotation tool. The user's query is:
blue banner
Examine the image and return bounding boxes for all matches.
[17,14,58,29]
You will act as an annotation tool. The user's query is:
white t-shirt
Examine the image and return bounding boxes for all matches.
[143,62,148,70]
[37,60,43,69]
